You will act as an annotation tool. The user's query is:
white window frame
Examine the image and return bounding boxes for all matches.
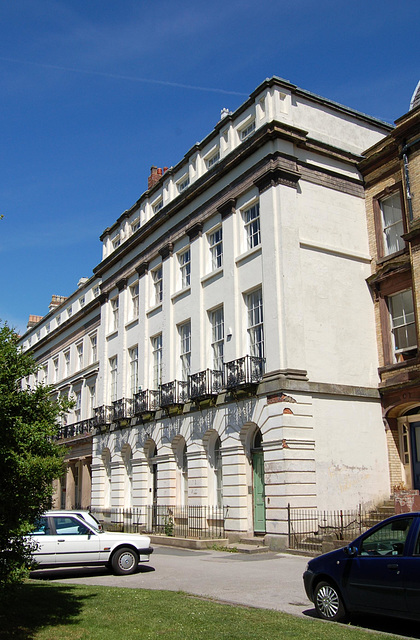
[152,197,163,214]
[89,384,96,418]
[211,307,224,371]
[67,307,72,319]
[240,119,255,141]
[90,333,97,363]
[177,173,190,193]
[152,334,163,388]
[76,342,83,370]
[380,192,405,256]
[179,321,191,381]
[109,356,118,402]
[79,296,85,309]
[208,226,223,271]
[53,357,59,383]
[243,202,260,250]
[110,296,119,332]
[131,217,140,233]
[74,389,82,422]
[112,234,121,250]
[389,289,417,359]
[246,288,264,359]
[128,346,139,397]
[64,350,70,377]
[152,266,163,305]
[130,282,139,320]
[179,248,191,289]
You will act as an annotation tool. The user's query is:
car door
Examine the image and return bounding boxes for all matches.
[30,516,57,565]
[345,517,414,615]
[403,518,420,616]
[51,515,101,566]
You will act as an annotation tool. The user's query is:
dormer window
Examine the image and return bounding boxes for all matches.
[131,217,140,233]
[240,119,256,141]
[205,147,220,169]
[177,174,190,193]
[152,197,163,214]
[112,235,121,250]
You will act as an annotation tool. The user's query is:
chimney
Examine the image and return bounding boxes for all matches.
[27,314,43,329]
[49,295,67,312]
[148,166,164,190]
[77,277,88,288]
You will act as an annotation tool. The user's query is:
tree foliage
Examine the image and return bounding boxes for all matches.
[0,323,70,586]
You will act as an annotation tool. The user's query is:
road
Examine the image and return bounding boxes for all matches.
[31,545,313,617]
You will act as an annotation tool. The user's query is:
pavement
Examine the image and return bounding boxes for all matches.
[30,544,314,618]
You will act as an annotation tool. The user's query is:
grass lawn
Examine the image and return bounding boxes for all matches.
[0,581,402,640]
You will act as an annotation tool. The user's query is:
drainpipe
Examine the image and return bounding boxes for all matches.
[401,136,420,222]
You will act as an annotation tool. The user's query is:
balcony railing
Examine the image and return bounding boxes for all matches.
[189,369,224,399]
[224,355,265,389]
[160,380,189,407]
[133,389,160,414]
[112,398,133,422]
[55,418,94,440]
[92,405,112,428]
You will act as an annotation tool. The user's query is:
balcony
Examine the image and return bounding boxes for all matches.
[111,398,133,422]
[133,389,160,414]
[91,405,112,428]
[55,418,94,440]
[224,355,265,389]
[189,369,224,400]
[160,380,189,407]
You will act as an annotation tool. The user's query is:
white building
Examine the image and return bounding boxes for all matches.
[21,77,393,548]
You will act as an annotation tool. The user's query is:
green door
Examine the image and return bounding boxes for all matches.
[252,450,266,533]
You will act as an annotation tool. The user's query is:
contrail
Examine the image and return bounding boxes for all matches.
[0,56,248,97]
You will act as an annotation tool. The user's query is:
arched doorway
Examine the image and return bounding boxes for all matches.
[252,429,265,533]
[398,408,420,490]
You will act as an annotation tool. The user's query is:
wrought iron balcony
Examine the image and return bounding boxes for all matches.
[91,405,112,428]
[189,369,224,399]
[133,389,160,414]
[159,380,189,407]
[112,398,133,422]
[55,418,94,440]
[224,355,265,389]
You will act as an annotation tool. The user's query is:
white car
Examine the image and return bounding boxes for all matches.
[30,510,153,575]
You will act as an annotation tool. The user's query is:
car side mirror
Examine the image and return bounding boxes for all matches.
[344,544,358,557]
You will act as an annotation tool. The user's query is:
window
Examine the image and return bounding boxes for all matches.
[131,217,140,233]
[36,330,40,341]
[130,282,139,320]
[76,343,83,369]
[152,266,163,305]
[211,307,224,371]
[380,192,405,256]
[179,248,191,288]
[360,517,413,557]
[213,436,223,508]
[46,323,50,335]
[110,296,119,332]
[64,351,70,377]
[206,149,220,169]
[67,307,72,319]
[152,334,163,388]
[93,286,100,298]
[240,119,255,140]
[129,346,139,397]
[90,333,97,362]
[79,296,85,309]
[109,356,118,402]
[89,384,96,417]
[177,174,190,193]
[243,203,260,250]
[53,357,59,382]
[389,289,417,358]
[152,199,163,214]
[112,235,121,250]
[179,322,191,381]
[209,227,223,270]
[56,315,61,327]
[247,289,264,359]
[42,363,48,384]
[74,389,81,422]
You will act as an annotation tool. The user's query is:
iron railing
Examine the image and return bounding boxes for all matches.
[189,369,224,399]
[287,505,388,554]
[92,505,226,539]
[55,418,94,440]
[160,380,189,407]
[92,405,112,427]
[112,398,133,421]
[224,355,265,389]
[133,389,160,414]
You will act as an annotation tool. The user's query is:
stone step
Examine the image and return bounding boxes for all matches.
[231,543,269,554]
[239,536,266,546]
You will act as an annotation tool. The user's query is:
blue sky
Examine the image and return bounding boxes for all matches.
[1,0,419,335]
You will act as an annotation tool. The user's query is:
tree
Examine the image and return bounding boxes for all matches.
[0,323,70,586]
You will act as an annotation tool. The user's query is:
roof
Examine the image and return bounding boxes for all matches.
[410,81,420,110]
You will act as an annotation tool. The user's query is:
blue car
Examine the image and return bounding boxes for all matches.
[303,512,420,622]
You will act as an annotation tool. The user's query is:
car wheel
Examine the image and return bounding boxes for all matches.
[111,547,139,575]
[314,580,346,622]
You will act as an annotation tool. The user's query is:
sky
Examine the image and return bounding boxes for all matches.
[1,0,419,335]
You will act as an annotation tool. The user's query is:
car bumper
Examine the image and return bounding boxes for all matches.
[138,546,154,562]
[303,569,315,602]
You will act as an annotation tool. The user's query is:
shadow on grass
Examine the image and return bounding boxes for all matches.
[303,607,420,638]
[0,581,95,640]
[30,563,155,581]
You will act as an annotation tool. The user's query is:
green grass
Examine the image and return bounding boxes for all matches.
[0,581,401,640]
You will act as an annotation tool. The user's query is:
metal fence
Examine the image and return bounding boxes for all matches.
[92,505,226,539]
[287,505,387,554]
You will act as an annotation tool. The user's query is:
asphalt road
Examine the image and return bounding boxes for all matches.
[31,545,313,617]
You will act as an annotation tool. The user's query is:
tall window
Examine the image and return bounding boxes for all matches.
[214,436,223,508]
[380,192,404,256]
[243,203,260,250]
[389,289,417,359]
[64,350,70,377]
[152,266,163,305]
[152,334,163,388]
[109,356,118,402]
[209,227,223,270]
[179,248,191,288]
[74,389,81,422]
[130,282,139,320]
[179,322,191,381]
[211,307,224,371]
[110,296,119,332]
[89,384,96,417]
[90,333,97,363]
[53,357,59,382]
[76,343,83,370]
[247,289,264,359]
[129,346,139,397]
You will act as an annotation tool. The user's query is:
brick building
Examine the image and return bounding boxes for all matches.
[360,82,420,494]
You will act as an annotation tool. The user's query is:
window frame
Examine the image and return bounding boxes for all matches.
[128,346,139,397]
[388,288,417,360]
[246,288,264,360]
[178,247,191,289]
[208,226,223,271]
[152,266,163,306]
[373,185,406,260]
[110,296,119,332]
[109,356,118,402]
[210,306,224,371]
[243,202,261,250]
[179,321,191,381]
[152,334,163,389]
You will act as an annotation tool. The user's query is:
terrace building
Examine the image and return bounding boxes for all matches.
[22,77,393,548]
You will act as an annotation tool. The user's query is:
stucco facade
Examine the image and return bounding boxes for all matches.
[21,77,392,547]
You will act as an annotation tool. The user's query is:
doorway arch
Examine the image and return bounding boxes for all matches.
[251,428,265,533]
